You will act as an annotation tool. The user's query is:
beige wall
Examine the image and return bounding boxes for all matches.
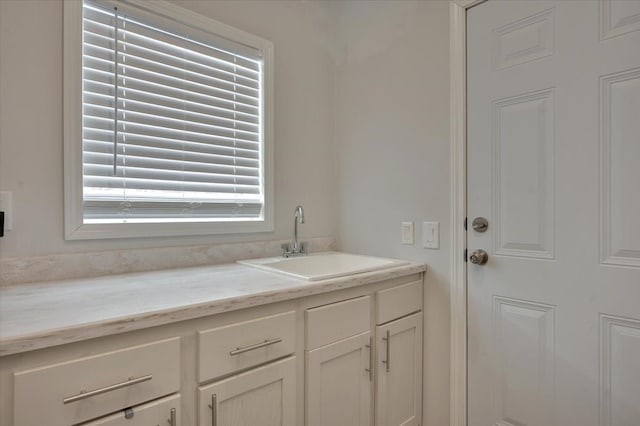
[0,1,451,425]
[333,1,451,425]
[0,0,337,257]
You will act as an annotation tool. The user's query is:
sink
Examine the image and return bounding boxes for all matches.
[238,252,409,281]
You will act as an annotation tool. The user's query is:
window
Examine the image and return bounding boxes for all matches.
[64,0,273,239]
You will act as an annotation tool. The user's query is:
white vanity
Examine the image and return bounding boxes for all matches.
[0,253,425,426]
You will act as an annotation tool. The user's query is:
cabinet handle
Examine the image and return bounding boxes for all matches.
[364,336,373,381]
[208,394,218,426]
[62,374,152,404]
[169,408,176,426]
[382,330,391,372]
[229,337,282,356]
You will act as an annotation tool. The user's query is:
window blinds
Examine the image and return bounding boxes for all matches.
[82,1,265,223]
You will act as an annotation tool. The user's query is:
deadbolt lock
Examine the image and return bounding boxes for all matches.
[472,217,488,233]
[469,249,488,265]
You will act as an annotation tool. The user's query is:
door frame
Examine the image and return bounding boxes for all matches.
[449,1,485,426]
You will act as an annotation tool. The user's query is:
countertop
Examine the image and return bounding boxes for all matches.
[0,259,425,357]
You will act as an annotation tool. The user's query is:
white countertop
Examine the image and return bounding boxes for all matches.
[0,260,425,357]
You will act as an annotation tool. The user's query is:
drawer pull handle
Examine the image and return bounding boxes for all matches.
[382,330,391,372]
[62,374,153,404]
[208,394,218,426]
[365,336,373,381]
[229,338,282,356]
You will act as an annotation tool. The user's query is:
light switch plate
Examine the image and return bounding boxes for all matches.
[423,221,439,249]
[401,222,414,245]
[0,191,13,231]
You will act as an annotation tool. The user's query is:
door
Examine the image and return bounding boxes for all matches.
[306,331,372,426]
[198,357,296,426]
[375,312,422,426]
[467,1,640,426]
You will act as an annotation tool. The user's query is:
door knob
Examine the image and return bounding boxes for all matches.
[469,249,488,265]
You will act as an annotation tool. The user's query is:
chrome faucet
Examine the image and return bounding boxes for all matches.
[282,205,307,257]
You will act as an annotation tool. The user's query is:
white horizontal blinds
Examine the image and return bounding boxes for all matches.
[82,1,264,223]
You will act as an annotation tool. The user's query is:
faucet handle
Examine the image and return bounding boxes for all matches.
[300,241,308,254]
[281,243,291,257]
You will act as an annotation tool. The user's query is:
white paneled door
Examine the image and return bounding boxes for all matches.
[467,1,640,426]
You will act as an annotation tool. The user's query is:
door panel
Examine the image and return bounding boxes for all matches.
[492,297,555,426]
[376,313,422,426]
[492,88,555,259]
[306,332,372,426]
[198,357,296,426]
[601,68,640,267]
[600,0,640,39]
[467,1,640,426]
[492,7,555,70]
[600,315,640,426]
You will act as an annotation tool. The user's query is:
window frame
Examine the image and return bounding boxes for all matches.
[63,0,274,240]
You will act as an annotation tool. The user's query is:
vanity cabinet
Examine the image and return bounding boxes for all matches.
[374,280,423,426]
[304,280,423,426]
[196,311,297,426]
[1,268,424,426]
[305,296,374,426]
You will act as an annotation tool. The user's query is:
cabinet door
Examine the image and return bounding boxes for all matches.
[82,394,180,425]
[198,357,296,426]
[376,312,422,426]
[306,331,372,426]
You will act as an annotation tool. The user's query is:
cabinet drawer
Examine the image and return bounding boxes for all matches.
[376,280,422,324]
[198,311,295,383]
[14,337,180,426]
[306,296,371,350]
[82,394,181,425]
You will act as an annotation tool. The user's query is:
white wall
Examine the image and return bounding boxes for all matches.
[0,0,337,257]
[332,1,451,425]
[0,1,452,425]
